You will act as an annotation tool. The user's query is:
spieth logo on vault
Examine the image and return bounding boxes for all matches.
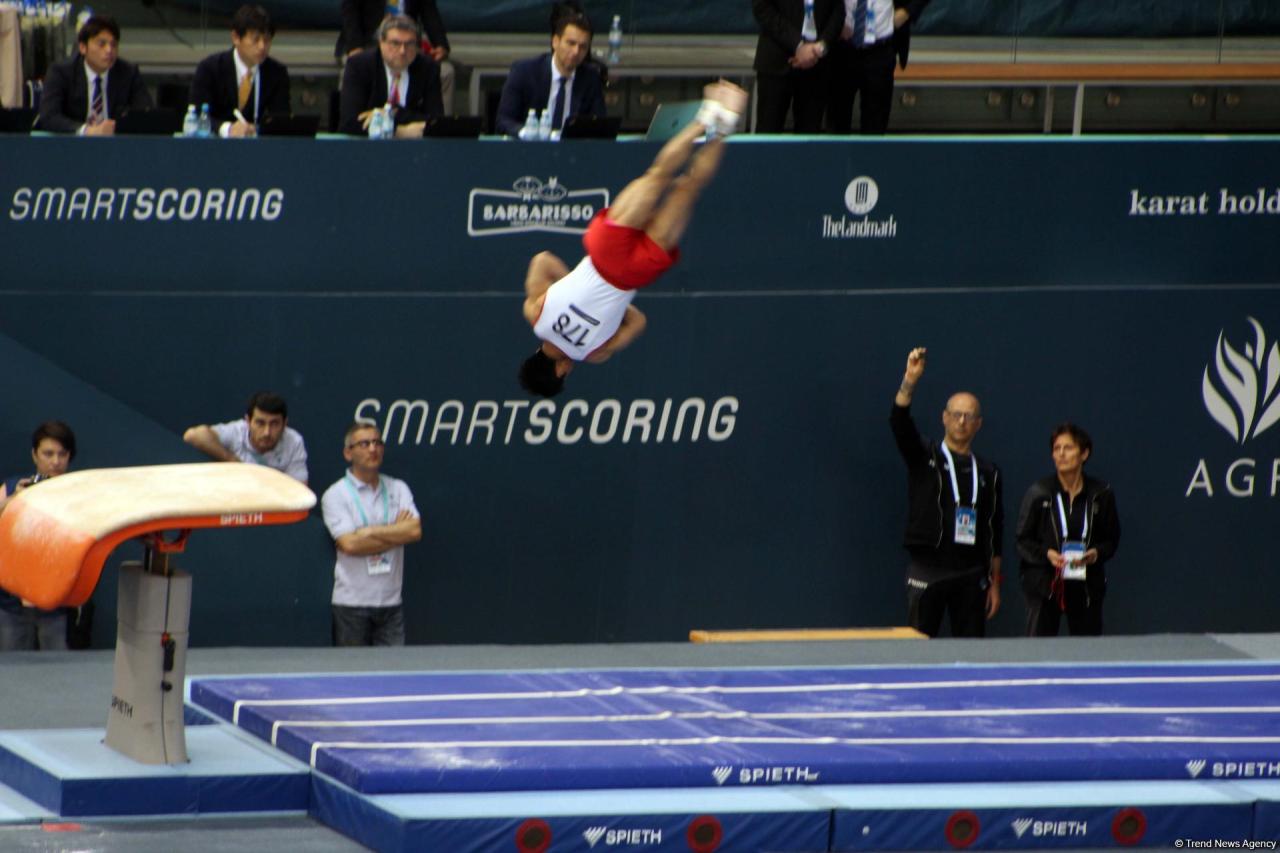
[1188,316,1280,498]
[712,765,819,784]
[468,175,608,237]
[1010,818,1087,838]
[822,175,897,239]
[582,826,663,847]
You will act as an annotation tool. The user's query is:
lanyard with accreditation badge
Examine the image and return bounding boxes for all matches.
[343,473,393,575]
[939,443,978,545]
[1056,492,1090,581]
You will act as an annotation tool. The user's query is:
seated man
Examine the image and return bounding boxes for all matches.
[338,15,443,137]
[0,421,77,651]
[518,82,747,396]
[494,10,605,137]
[189,4,290,138]
[183,391,308,484]
[38,15,152,135]
[337,0,455,113]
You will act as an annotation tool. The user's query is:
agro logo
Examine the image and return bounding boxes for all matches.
[467,175,608,236]
[1202,316,1280,443]
[1187,316,1280,498]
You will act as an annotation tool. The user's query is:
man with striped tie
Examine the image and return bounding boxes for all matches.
[38,15,152,135]
[825,0,930,134]
[189,5,292,138]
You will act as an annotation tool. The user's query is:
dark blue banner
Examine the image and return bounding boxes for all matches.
[1,136,1278,645]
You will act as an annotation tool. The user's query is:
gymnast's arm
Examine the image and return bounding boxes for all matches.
[585,305,647,364]
[335,510,421,555]
[522,251,570,325]
[182,425,239,462]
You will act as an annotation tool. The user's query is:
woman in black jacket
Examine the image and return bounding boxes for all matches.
[1015,423,1120,636]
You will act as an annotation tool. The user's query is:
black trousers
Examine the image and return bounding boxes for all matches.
[906,570,988,638]
[755,65,829,134]
[825,39,897,134]
[1024,582,1105,637]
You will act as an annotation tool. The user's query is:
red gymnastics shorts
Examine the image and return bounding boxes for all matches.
[582,209,681,290]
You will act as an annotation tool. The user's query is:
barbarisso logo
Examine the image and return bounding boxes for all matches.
[1187,316,1280,498]
[822,176,897,240]
[467,175,608,237]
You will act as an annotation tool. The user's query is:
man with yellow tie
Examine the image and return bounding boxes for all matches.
[189,5,291,138]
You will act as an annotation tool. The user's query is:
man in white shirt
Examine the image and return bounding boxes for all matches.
[517,81,747,397]
[183,391,309,484]
[320,422,422,646]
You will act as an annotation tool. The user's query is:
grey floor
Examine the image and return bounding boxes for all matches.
[2,633,1278,852]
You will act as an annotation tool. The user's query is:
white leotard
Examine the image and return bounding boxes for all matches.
[532,256,635,361]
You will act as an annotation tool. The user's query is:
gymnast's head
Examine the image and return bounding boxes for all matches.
[518,346,573,398]
[244,391,289,453]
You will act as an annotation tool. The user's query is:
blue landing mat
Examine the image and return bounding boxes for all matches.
[307,777,1280,852]
[0,726,310,817]
[188,662,1280,795]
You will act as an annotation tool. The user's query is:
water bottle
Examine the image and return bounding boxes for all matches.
[368,106,386,139]
[517,108,538,140]
[197,103,211,138]
[181,104,197,138]
[607,14,622,65]
[537,108,551,141]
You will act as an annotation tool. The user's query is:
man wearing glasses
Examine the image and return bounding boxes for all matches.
[338,14,443,136]
[320,422,422,646]
[890,347,1003,637]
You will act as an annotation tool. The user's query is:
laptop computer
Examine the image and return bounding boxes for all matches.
[421,115,483,138]
[258,114,320,137]
[0,107,37,134]
[560,114,621,140]
[644,101,703,142]
[115,108,183,136]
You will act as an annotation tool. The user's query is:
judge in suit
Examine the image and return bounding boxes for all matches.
[38,15,152,135]
[189,5,290,138]
[338,15,443,136]
[752,0,845,133]
[494,11,605,137]
[825,0,930,134]
[336,0,454,113]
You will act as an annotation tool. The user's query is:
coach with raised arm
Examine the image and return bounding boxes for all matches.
[890,347,1003,637]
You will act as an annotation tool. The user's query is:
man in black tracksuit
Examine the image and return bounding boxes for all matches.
[890,347,1003,637]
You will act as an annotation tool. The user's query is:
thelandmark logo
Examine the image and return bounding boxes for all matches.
[822,176,896,239]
